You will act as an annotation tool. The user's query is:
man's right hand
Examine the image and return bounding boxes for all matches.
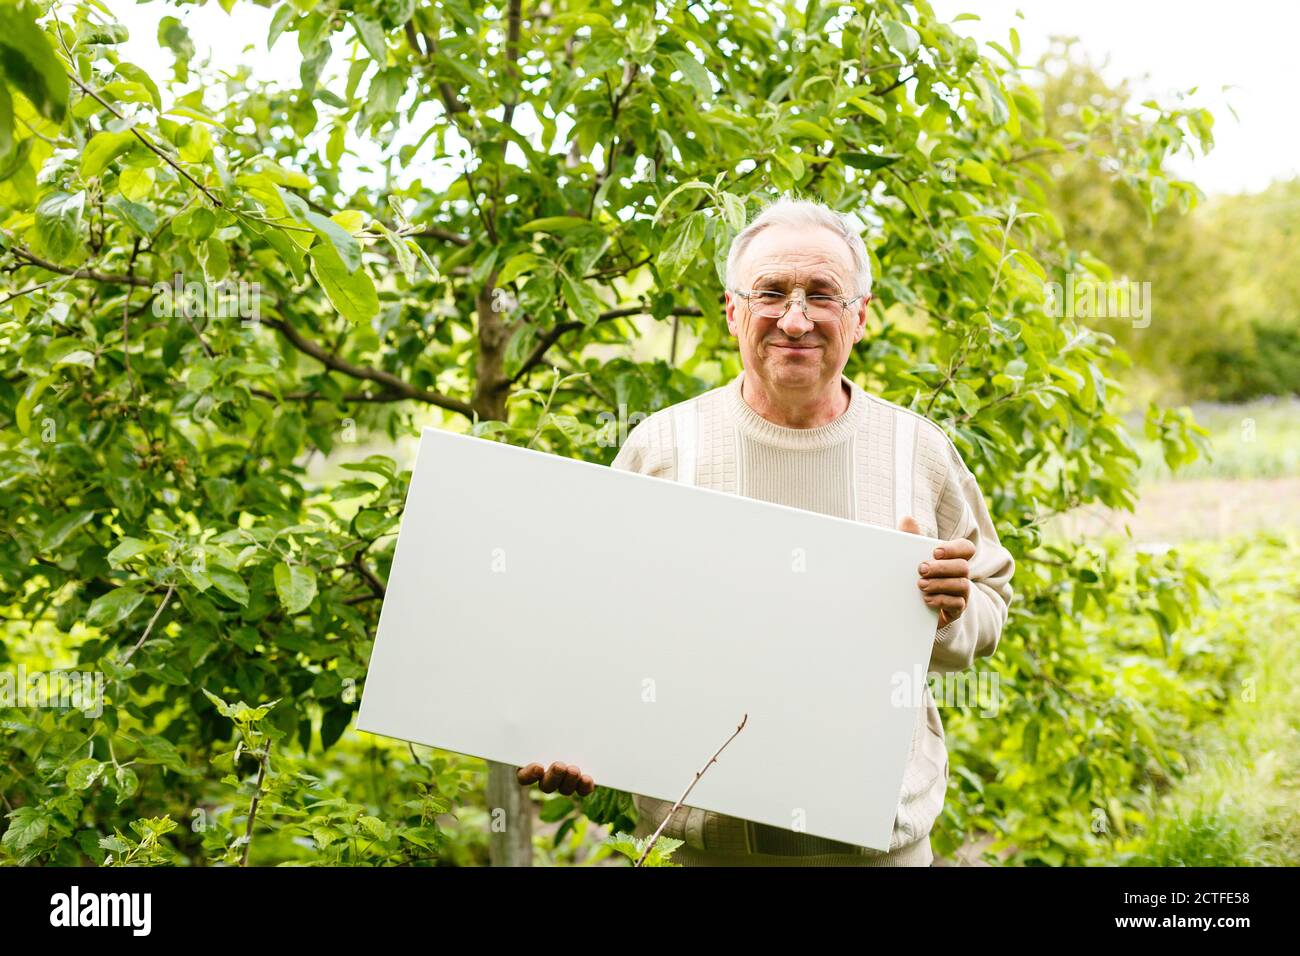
[516,761,595,796]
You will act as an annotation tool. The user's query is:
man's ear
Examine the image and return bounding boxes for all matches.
[724,290,740,338]
[853,293,872,341]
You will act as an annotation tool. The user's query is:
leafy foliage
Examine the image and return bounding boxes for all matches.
[1,0,1215,865]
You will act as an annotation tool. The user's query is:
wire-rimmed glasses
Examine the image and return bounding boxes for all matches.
[731,287,865,322]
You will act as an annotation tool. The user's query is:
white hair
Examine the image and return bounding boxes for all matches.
[724,193,873,298]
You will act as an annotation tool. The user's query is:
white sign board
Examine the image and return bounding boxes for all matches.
[357,427,942,850]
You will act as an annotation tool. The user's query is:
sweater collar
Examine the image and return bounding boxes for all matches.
[726,369,867,450]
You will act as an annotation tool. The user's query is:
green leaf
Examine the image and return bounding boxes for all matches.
[0,5,70,122]
[306,211,363,272]
[2,807,48,851]
[117,166,155,203]
[99,834,129,854]
[656,211,707,284]
[208,566,249,607]
[848,97,887,123]
[952,382,981,417]
[128,732,195,774]
[115,64,161,111]
[177,122,212,163]
[1022,718,1040,763]
[310,242,379,325]
[718,193,746,232]
[670,51,711,100]
[280,189,362,271]
[172,206,214,240]
[497,252,545,285]
[518,216,592,234]
[268,3,295,49]
[112,766,140,804]
[842,152,898,171]
[274,562,318,615]
[353,16,387,64]
[202,688,236,718]
[67,759,106,790]
[0,84,13,165]
[959,158,992,185]
[359,815,390,841]
[34,191,86,262]
[106,194,156,235]
[559,271,602,327]
[86,587,145,628]
[374,221,415,282]
[539,796,574,822]
[353,509,393,539]
[604,831,682,867]
[78,20,130,46]
[80,131,135,179]
[106,537,150,566]
[40,509,95,551]
[882,19,920,57]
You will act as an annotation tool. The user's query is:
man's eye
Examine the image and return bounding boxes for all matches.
[754,291,786,302]
[807,295,836,304]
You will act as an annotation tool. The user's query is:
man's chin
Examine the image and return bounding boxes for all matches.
[760,358,826,389]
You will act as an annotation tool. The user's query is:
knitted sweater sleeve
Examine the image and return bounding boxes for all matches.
[609,413,673,479]
[926,442,1015,674]
[610,421,649,474]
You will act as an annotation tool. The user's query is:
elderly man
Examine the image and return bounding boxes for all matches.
[518,195,1014,866]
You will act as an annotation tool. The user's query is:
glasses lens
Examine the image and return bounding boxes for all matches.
[749,291,844,321]
[751,291,789,318]
[804,295,844,321]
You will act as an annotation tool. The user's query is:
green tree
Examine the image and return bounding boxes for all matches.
[2,0,1210,866]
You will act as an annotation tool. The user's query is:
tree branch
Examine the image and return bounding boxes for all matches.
[9,246,152,287]
[636,714,748,867]
[240,739,272,868]
[121,584,176,665]
[410,26,470,116]
[65,70,223,208]
[249,387,405,404]
[263,318,475,419]
[512,305,703,383]
[502,0,524,128]
[353,553,386,599]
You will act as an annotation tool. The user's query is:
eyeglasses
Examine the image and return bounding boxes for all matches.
[731,287,865,323]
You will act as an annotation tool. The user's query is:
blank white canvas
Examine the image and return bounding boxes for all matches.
[357,427,942,851]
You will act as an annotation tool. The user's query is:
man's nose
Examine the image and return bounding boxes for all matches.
[776,306,816,337]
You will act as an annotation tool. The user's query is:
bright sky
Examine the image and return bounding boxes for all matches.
[930,0,1300,196]
[108,0,1298,197]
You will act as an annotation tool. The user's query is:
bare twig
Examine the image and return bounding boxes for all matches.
[240,740,272,867]
[123,239,140,397]
[0,281,54,305]
[121,583,176,665]
[636,713,748,867]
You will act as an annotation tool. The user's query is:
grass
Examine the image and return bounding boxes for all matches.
[1121,533,1300,865]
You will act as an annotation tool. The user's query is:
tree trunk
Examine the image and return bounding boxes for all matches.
[474,269,532,865]
[486,761,533,866]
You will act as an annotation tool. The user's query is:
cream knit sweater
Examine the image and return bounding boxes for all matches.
[610,370,1014,866]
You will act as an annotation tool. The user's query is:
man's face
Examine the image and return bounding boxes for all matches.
[725,225,870,393]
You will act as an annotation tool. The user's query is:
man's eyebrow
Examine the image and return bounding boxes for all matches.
[751,272,844,291]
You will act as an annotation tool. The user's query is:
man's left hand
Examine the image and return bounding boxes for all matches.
[899,515,974,629]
